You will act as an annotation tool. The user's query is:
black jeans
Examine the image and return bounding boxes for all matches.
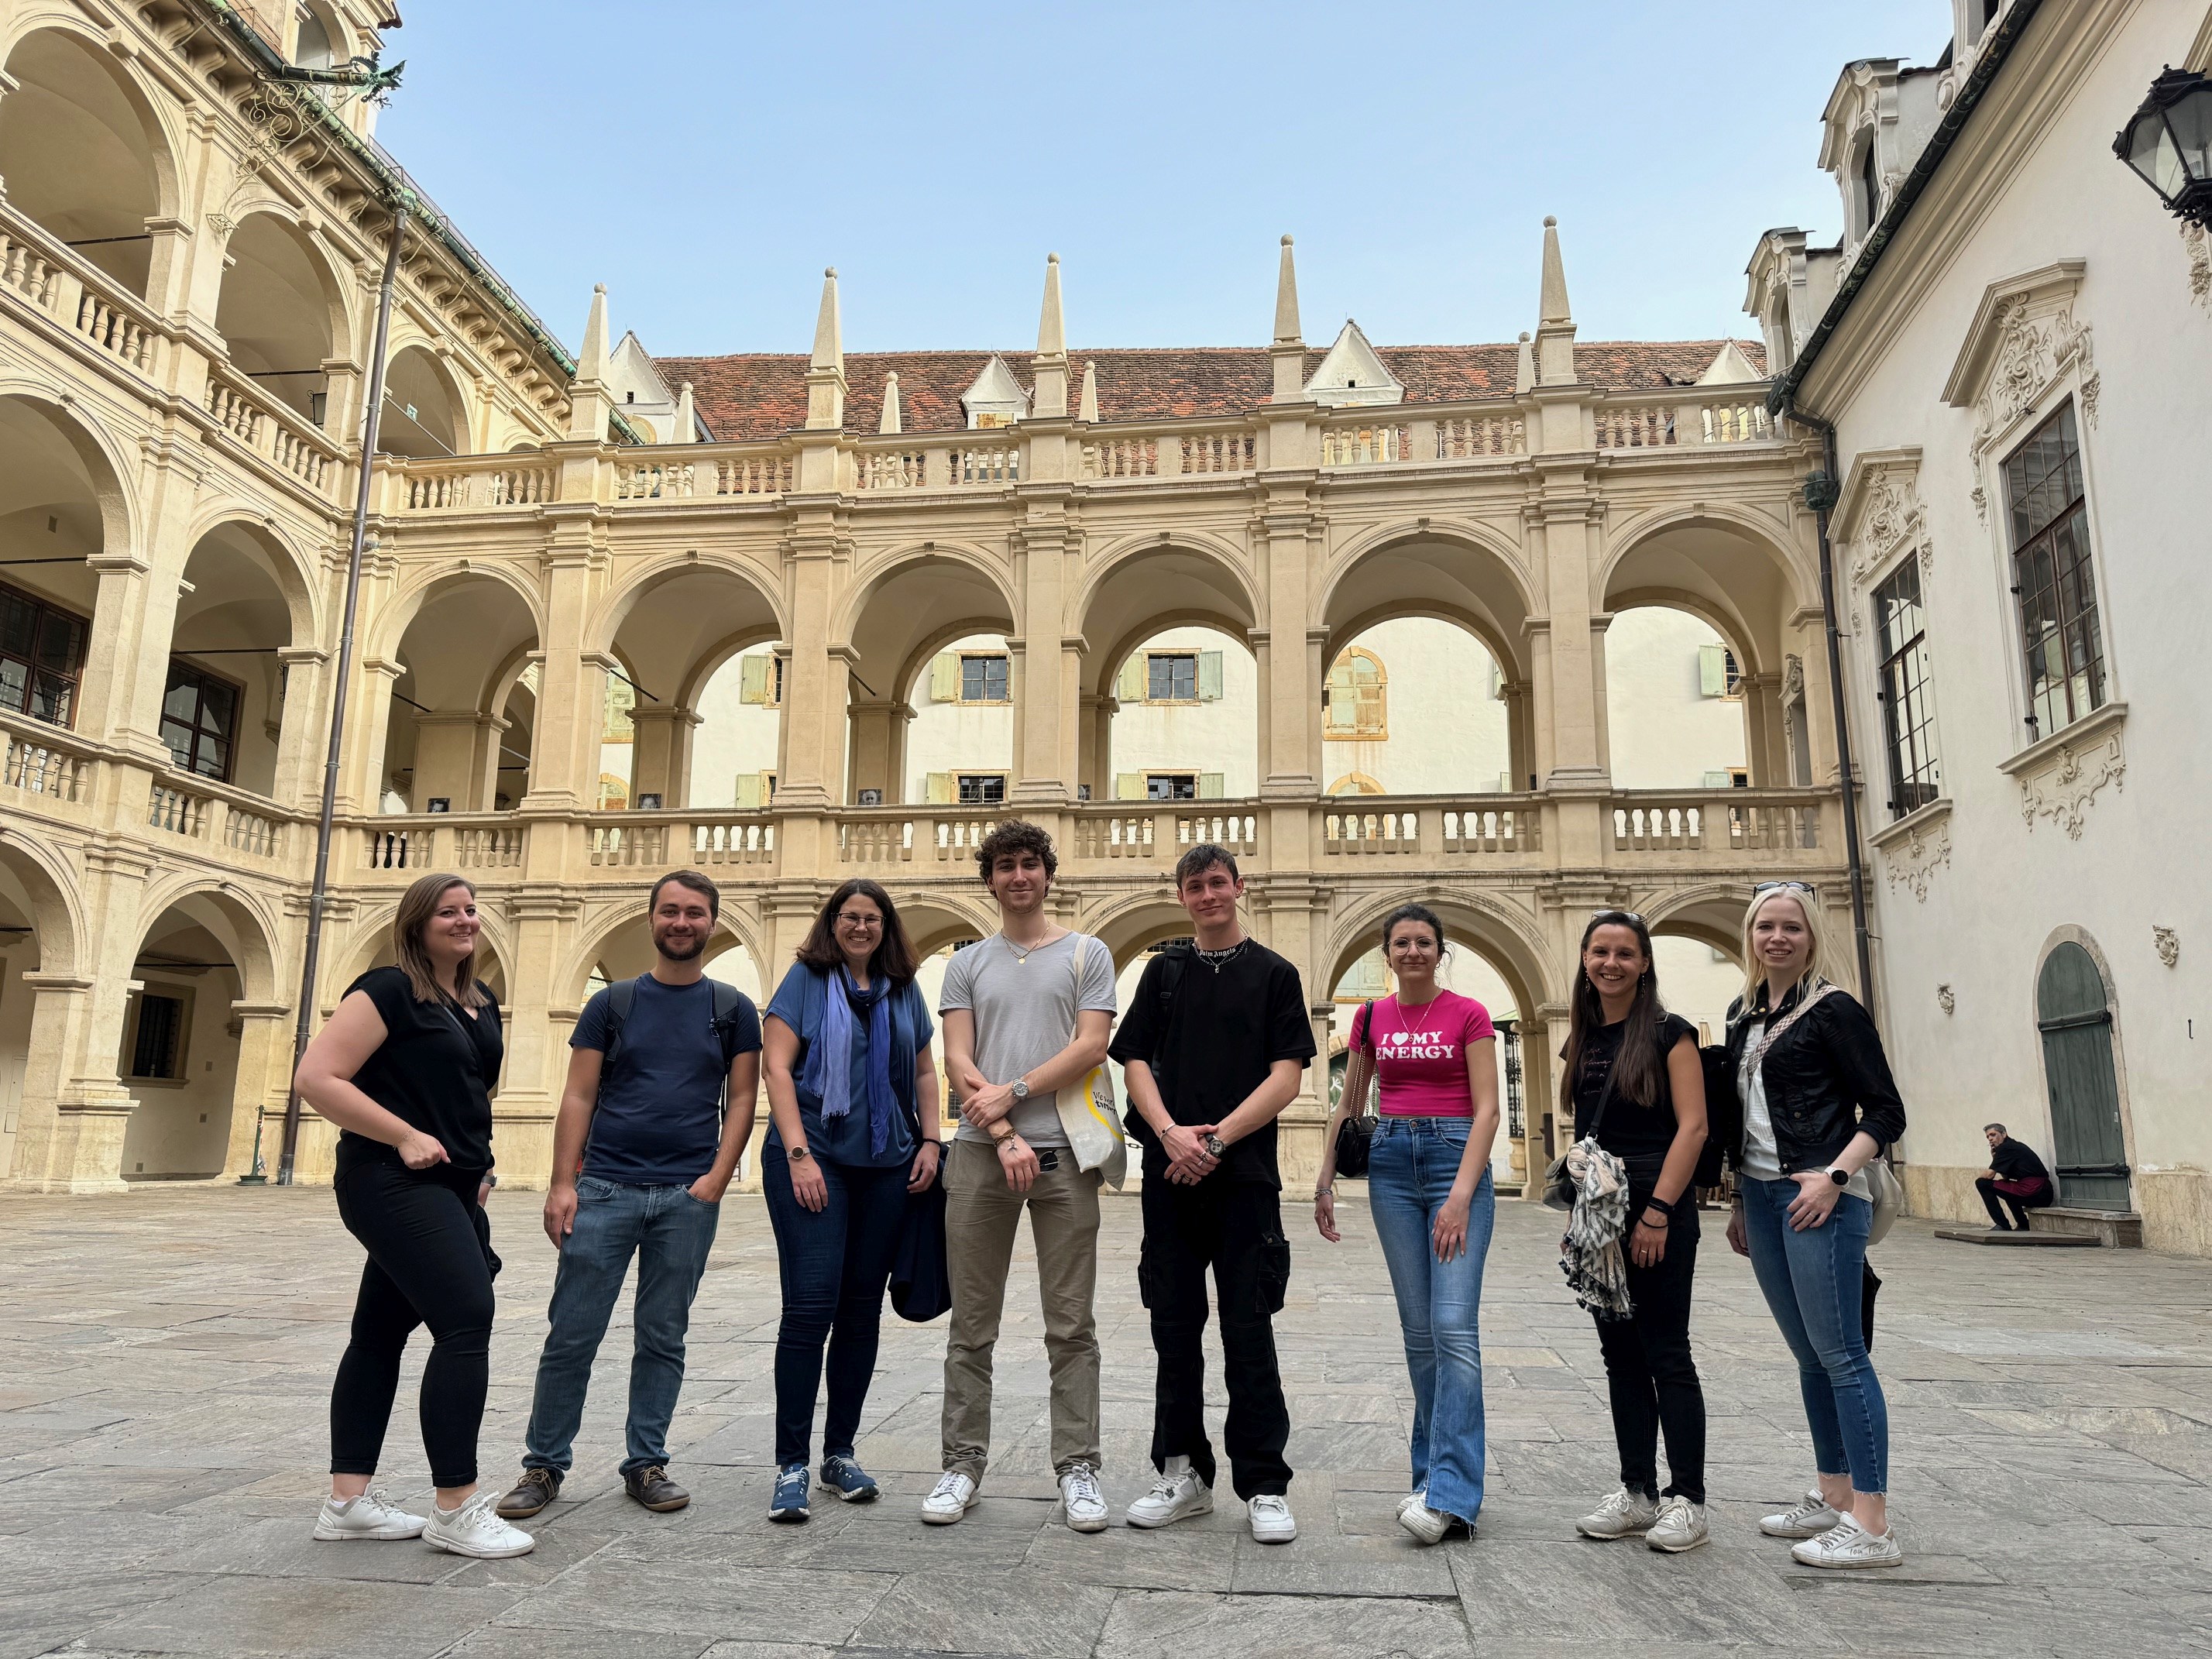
[762,1149,909,1468]
[1139,1172,1293,1499]
[1593,1191,1705,1505]
[331,1158,498,1489]
[1977,1176,2052,1231]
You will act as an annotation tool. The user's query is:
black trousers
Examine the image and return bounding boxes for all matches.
[1592,1194,1706,1505]
[1138,1171,1293,1499]
[331,1157,499,1489]
[1977,1176,2052,1231]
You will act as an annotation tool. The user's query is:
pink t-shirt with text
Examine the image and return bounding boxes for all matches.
[1360,991,1496,1118]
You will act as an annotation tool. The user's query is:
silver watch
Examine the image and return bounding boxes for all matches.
[1010,1078,1030,1101]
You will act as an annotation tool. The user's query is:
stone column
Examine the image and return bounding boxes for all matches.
[493,887,580,1187]
[1249,878,1331,1187]
[1077,691,1112,802]
[845,697,902,805]
[339,658,404,813]
[407,711,489,812]
[517,531,606,812]
[1009,514,1077,808]
[218,1000,293,1180]
[1740,672,1784,785]
[627,703,699,808]
[270,644,330,806]
[2,974,125,1191]
[1500,678,1536,792]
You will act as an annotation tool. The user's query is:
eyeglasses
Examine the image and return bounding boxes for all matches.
[836,912,883,930]
[1751,881,1816,898]
[1589,908,1645,925]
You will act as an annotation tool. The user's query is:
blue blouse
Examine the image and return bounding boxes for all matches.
[764,963,933,1169]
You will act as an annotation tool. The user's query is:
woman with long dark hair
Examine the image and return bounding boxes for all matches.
[760,878,941,1522]
[296,873,534,1558]
[1724,882,1906,1568]
[1313,904,1499,1544]
[1559,909,1710,1554]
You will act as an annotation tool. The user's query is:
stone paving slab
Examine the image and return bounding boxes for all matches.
[4,1187,2212,1657]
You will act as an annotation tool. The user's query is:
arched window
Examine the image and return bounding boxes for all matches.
[1856,134,1882,237]
[1324,647,1387,737]
[1326,771,1384,796]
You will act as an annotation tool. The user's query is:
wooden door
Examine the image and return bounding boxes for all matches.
[2035,943,2129,1211]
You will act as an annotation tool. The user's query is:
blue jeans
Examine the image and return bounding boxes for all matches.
[761,1149,911,1468]
[523,1175,720,1477]
[1739,1177,1888,1494]
[1367,1117,1495,1523]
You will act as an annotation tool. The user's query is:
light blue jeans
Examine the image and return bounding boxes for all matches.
[523,1175,720,1477]
[1739,1176,1888,1494]
[1366,1116,1495,1523]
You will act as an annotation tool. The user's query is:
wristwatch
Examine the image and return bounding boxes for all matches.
[1010,1078,1030,1101]
[789,1146,812,1163]
[1203,1133,1228,1159]
[1827,1165,1849,1187]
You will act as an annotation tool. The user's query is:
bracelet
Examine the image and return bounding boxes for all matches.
[1636,1214,1669,1228]
[1314,1186,1333,1200]
[1643,1194,1677,1218]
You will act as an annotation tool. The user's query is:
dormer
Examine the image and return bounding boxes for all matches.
[960,356,1031,428]
[1695,341,1765,386]
[1819,59,1945,258]
[1743,228,1842,373]
[1301,320,1404,407]
[1951,0,2017,64]
[604,331,678,440]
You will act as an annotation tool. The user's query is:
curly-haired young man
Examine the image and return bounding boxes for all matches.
[923,820,1118,1533]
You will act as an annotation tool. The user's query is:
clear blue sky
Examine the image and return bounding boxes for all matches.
[375,2,1944,359]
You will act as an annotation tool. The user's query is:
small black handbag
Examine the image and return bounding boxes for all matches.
[888,1088,951,1324]
[1332,1002,1380,1179]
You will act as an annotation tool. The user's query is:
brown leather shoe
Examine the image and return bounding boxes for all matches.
[496,1467,561,1520]
[625,1464,689,1512]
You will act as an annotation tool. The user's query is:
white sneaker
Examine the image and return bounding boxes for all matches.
[1397,1489,1428,1517]
[312,1486,426,1540]
[1760,1489,1846,1539]
[1059,1462,1109,1533]
[1791,1513,1903,1568]
[921,1471,979,1526]
[1646,1495,1709,1553]
[1574,1486,1659,1540]
[1125,1457,1213,1529]
[422,1489,535,1558]
[1400,1499,1465,1545]
[1247,1492,1297,1544]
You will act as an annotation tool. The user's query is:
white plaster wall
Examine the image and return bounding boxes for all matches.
[906,633,1015,802]
[1106,627,1259,795]
[1603,608,1751,789]
[689,648,785,808]
[1323,617,1510,795]
[1808,5,2210,1228]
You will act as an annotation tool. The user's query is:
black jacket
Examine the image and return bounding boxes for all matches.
[1723,980,1906,1177]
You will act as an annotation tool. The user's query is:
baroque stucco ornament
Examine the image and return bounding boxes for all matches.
[1936,984,1956,1015]
[1946,266,2099,524]
[1881,816,1951,902]
[2186,222,2211,314]
[2018,726,2125,839]
[1846,470,1932,589]
[2153,926,2180,970]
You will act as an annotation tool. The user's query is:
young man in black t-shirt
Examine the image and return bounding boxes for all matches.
[1109,844,1314,1544]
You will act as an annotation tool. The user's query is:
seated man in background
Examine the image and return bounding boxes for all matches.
[1976,1123,2054,1232]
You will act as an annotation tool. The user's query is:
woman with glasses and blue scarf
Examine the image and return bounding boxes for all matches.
[761,878,942,1522]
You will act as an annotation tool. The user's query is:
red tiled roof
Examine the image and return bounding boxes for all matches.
[657,339,1767,442]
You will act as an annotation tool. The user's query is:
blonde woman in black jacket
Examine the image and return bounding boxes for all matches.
[1723,882,1906,1569]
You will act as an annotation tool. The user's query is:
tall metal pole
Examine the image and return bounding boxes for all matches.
[276,201,406,1184]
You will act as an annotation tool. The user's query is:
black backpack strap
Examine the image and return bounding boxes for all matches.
[600,974,643,1075]
[709,981,746,1065]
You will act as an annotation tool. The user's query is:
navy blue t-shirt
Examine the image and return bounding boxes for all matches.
[570,975,761,1186]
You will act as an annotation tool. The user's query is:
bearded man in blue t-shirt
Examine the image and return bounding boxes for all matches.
[495,870,761,1520]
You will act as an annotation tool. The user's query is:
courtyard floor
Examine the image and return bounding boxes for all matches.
[2,1185,2210,1658]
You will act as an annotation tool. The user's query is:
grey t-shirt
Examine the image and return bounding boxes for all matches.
[939,932,1118,1149]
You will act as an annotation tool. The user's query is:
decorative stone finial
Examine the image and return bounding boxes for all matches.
[1515,331,1535,394]
[1078,359,1098,423]
[805,266,846,429]
[879,370,902,434]
[669,380,696,445]
[1273,234,1302,347]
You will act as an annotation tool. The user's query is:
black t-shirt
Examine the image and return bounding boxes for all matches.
[1108,940,1317,1189]
[1569,1012,1698,1167]
[334,966,503,1183]
[1990,1137,2051,1183]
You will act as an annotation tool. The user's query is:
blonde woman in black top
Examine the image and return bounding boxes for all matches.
[1561,909,1711,1553]
[296,873,534,1559]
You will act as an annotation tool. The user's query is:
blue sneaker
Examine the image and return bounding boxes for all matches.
[819,1454,880,1503]
[768,1463,810,1523]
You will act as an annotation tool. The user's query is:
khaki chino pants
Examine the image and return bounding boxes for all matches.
[940,1137,1103,1482]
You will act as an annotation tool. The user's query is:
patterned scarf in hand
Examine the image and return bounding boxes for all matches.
[1559,1139,1634,1319]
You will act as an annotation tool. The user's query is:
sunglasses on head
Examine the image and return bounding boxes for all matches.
[1751,881,1816,899]
[1588,908,1645,926]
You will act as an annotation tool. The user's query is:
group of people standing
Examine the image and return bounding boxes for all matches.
[294,833,1909,1572]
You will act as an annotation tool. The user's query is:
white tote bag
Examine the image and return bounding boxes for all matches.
[1052,936,1127,1190]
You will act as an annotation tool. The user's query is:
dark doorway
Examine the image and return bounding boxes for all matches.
[2035,942,2129,1211]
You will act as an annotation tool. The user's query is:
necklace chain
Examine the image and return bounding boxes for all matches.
[1195,939,1246,972]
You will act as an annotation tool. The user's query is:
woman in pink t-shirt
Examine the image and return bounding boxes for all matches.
[1313,904,1499,1545]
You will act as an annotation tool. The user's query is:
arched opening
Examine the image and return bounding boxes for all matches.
[905,633,1015,808]
[0,841,77,1179]
[600,565,782,811]
[0,29,170,298]
[2035,939,2130,1212]
[0,396,118,735]
[691,645,785,809]
[1097,626,1256,802]
[1602,606,1751,790]
[1077,544,1259,804]
[294,2,343,70]
[380,345,465,459]
[1318,531,1534,795]
[379,575,539,812]
[843,553,1018,805]
[164,524,300,797]
[1602,517,1812,788]
[1322,617,1512,796]
[118,892,274,1181]
[215,214,342,426]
